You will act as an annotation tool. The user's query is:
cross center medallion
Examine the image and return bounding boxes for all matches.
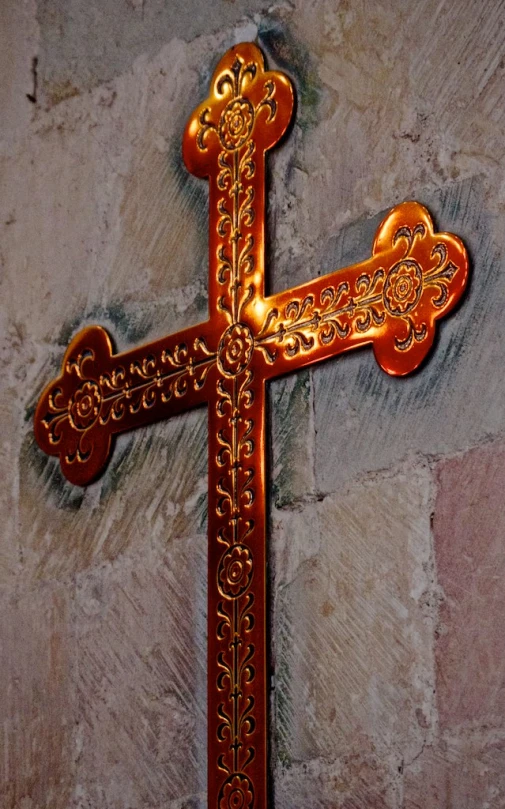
[34,43,469,809]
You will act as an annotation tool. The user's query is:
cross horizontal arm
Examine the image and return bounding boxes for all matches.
[251,202,469,380]
[34,319,220,485]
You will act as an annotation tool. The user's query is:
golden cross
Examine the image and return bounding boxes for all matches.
[34,43,469,809]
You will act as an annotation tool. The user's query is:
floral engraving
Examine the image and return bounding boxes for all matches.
[219,773,254,809]
[219,99,255,151]
[255,211,466,371]
[68,381,102,431]
[35,329,217,483]
[383,259,423,316]
[185,48,290,801]
[218,324,254,377]
[218,544,253,598]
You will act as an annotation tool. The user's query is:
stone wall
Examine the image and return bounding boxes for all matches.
[1,1,505,807]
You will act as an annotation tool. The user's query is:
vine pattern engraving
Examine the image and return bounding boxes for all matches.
[255,222,461,362]
[40,334,216,466]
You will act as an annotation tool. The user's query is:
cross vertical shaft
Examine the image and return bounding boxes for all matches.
[34,43,469,809]
[183,46,295,809]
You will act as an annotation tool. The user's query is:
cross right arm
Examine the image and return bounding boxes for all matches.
[251,202,469,380]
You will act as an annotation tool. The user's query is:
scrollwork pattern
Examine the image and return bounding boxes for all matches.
[36,330,217,480]
[255,218,464,363]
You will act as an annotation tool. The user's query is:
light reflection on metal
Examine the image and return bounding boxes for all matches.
[34,43,469,809]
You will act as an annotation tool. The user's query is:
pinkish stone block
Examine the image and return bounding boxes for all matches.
[403,732,505,809]
[275,748,397,809]
[434,441,505,731]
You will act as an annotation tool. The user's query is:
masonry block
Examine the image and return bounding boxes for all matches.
[19,408,208,583]
[275,751,398,809]
[403,732,505,809]
[272,467,436,777]
[269,369,315,507]
[0,40,209,350]
[0,0,38,153]
[434,440,505,732]
[37,0,270,102]
[0,392,22,589]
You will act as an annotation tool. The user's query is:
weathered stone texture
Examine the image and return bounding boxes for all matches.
[0,0,38,155]
[275,751,398,809]
[0,585,75,809]
[19,408,208,582]
[0,396,21,588]
[269,370,315,507]
[73,536,207,808]
[1,0,505,805]
[37,0,271,104]
[1,37,211,351]
[268,0,505,292]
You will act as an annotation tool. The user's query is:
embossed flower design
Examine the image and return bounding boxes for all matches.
[218,324,254,377]
[218,544,253,599]
[219,773,254,809]
[68,381,102,431]
[219,99,254,151]
[383,260,423,316]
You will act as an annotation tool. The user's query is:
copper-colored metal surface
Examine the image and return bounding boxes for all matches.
[34,43,469,809]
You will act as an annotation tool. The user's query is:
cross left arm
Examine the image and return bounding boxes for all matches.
[34,319,220,485]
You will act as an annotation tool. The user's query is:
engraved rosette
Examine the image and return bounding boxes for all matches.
[383,259,423,316]
[68,380,102,431]
[218,544,253,599]
[218,324,254,377]
[219,773,254,809]
[219,99,255,151]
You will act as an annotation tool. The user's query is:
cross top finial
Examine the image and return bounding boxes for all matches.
[183,42,294,177]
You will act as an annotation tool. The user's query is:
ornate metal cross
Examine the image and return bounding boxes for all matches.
[34,43,468,809]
